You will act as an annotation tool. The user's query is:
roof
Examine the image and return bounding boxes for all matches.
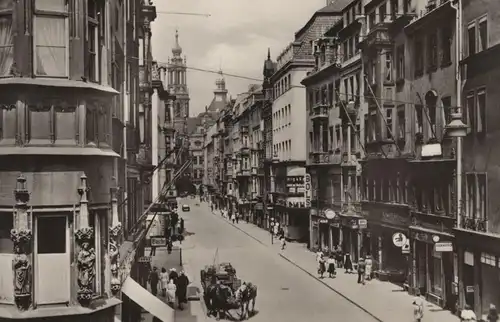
[295,0,352,38]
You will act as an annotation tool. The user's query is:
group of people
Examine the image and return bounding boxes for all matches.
[315,246,373,284]
[148,266,190,310]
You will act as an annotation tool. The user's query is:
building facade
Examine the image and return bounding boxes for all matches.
[455,0,500,316]
[269,3,343,242]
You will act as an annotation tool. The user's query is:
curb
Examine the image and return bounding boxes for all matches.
[278,253,384,322]
[208,207,385,322]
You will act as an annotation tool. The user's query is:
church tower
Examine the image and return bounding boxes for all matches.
[214,70,228,103]
[167,30,190,134]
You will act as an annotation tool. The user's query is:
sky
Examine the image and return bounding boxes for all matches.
[151,0,327,117]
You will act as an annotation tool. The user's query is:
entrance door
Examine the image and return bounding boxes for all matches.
[35,215,70,305]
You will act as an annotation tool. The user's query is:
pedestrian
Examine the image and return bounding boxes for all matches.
[211,204,214,212]
[327,255,336,278]
[365,255,373,281]
[236,213,239,224]
[231,213,236,224]
[160,267,169,297]
[166,279,177,307]
[176,270,190,310]
[318,254,326,278]
[344,252,353,273]
[148,267,160,296]
[412,289,424,322]
[169,267,179,282]
[460,304,477,321]
[280,236,286,250]
[487,304,499,322]
[150,244,156,256]
[335,246,344,268]
[357,257,366,284]
[167,239,173,254]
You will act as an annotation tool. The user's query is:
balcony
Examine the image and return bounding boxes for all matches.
[251,167,258,175]
[308,152,331,165]
[237,169,251,177]
[459,216,487,233]
[241,126,249,134]
[240,146,250,155]
[159,122,175,134]
[359,22,392,50]
[310,104,329,121]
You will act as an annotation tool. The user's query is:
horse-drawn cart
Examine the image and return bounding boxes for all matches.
[200,262,241,292]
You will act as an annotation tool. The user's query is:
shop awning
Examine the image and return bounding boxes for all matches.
[122,276,174,322]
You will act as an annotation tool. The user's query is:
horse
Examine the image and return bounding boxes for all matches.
[236,282,257,320]
[204,282,239,320]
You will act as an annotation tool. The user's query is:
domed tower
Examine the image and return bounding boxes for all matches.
[167,29,190,134]
[262,48,275,98]
[214,70,228,102]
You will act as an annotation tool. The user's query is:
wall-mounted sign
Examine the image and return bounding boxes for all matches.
[358,219,367,229]
[138,256,152,263]
[304,174,312,208]
[318,219,328,224]
[392,233,407,247]
[466,285,475,293]
[402,240,410,254]
[434,241,453,252]
[151,237,167,247]
[325,209,336,220]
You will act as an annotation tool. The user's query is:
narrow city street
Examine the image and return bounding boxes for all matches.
[174,198,378,322]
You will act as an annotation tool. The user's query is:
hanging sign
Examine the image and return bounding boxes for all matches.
[304,174,312,207]
[434,241,453,252]
[402,240,410,254]
[151,237,167,247]
[392,233,407,247]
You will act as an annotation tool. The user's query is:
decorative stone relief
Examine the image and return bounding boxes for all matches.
[109,187,122,295]
[10,175,32,311]
[75,175,95,307]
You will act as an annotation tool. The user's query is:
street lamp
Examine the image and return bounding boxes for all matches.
[445,109,468,228]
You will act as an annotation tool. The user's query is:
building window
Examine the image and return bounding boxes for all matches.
[481,253,496,266]
[370,111,377,141]
[466,91,475,134]
[442,96,452,125]
[396,45,404,80]
[34,0,69,77]
[335,124,341,149]
[478,17,488,52]
[476,89,486,135]
[414,39,424,77]
[0,1,13,77]
[397,105,405,141]
[465,173,487,229]
[369,11,376,30]
[385,51,392,82]
[87,0,99,82]
[378,4,386,23]
[415,104,423,134]
[467,22,476,56]
[427,32,438,70]
[441,27,452,65]
[328,83,334,106]
[386,108,393,139]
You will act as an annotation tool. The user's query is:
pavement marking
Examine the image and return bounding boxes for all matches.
[208,207,385,322]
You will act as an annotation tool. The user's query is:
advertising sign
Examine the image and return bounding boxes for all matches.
[304,174,312,208]
[151,237,167,247]
[392,233,407,247]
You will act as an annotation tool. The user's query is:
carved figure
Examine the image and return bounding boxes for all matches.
[75,227,95,306]
[109,223,122,294]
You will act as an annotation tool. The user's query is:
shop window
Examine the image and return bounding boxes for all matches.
[480,253,496,266]
[430,249,443,297]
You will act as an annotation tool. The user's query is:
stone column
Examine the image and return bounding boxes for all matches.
[10,174,32,311]
[75,174,95,307]
[109,186,122,295]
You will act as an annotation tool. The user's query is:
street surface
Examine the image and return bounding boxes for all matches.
[175,197,378,322]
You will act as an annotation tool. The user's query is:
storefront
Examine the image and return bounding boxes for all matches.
[410,226,456,308]
[309,209,342,252]
[454,228,500,317]
[275,195,309,242]
[254,201,264,227]
[363,202,410,285]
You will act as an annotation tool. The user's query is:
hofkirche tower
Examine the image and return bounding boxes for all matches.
[167,30,190,134]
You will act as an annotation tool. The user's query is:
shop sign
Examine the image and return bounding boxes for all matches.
[151,237,167,247]
[402,240,410,254]
[392,233,408,247]
[304,174,312,207]
[138,256,152,263]
[325,209,336,220]
[358,219,368,229]
[466,285,475,293]
[318,219,328,224]
[434,241,453,252]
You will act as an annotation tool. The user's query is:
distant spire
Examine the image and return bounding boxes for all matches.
[172,29,182,56]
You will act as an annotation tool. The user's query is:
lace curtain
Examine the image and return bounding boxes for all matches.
[35,16,66,77]
[0,16,13,77]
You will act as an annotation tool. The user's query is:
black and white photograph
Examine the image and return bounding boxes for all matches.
[0,0,498,321]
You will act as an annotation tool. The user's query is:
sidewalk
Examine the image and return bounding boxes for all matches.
[211,206,460,322]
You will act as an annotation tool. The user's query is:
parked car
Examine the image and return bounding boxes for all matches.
[182,204,190,212]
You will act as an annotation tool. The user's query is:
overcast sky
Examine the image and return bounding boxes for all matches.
[151,0,327,117]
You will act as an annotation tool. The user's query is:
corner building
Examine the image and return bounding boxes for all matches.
[0,0,126,320]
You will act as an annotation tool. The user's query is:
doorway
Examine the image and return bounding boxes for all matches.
[35,215,70,305]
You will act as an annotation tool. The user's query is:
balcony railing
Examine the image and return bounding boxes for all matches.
[359,22,392,49]
[310,104,329,120]
[237,169,251,177]
[309,151,331,164]
[240,146,250,155]
[460,216,487,233]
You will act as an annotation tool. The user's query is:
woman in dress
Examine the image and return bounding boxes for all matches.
[344,252,353,273]
[365,255,373,281]
[318,254,326,278]
[166,279,177,307]
[327,255,336,278]
[160,267,169,297]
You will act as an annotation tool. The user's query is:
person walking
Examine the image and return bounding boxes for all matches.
[150,244,156,256]
[344,252,353,273]
[176,271,190,310]
[413,289,424,322]
[327,255,336,278]
[460,304,477,321]
[231,213,236,224]
[487,304,499,322]
[148,267,160,296]
[166,279,177,307]
[365,255,373,281]
[160,267,169,297]
[335,246,344,268]
[357,257,366,285]
[318,254,326,278]
[169,267,179,282]
[280,235,286,250]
